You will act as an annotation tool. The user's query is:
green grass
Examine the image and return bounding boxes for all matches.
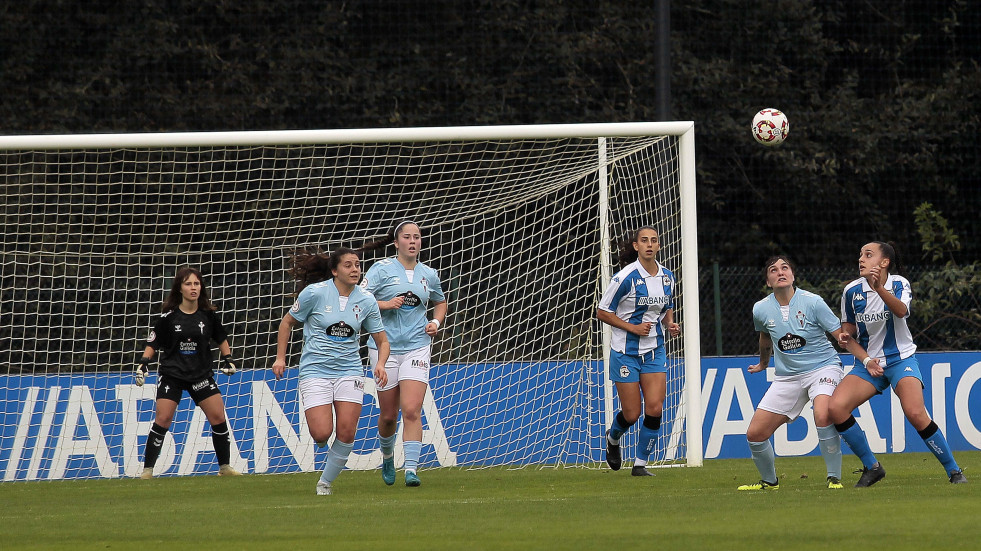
[2,452,979,550]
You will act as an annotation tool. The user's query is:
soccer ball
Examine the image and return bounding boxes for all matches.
[752,108,789,146]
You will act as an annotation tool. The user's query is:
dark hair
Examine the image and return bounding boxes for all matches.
[161,266,217,313]
[762,255,797,284]
[616,225,658,268]
[289,246,361,295]
[872,241,904,276]
[360,220,421,255]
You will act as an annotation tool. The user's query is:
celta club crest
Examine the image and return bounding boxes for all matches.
[796,310,805,328]
[421,277,428,292]
[352,304,362,320]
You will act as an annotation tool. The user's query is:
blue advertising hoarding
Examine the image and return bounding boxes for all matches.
[1,351,979,481]
[701,352,981,459]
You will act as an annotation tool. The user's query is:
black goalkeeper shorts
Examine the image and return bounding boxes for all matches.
[156,374,222,405]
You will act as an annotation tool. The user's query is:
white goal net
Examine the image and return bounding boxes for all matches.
[0,123,700,480]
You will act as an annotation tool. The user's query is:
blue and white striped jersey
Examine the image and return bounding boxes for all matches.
[289,279,384,379]
[598,260,675,356]
[752,289,842,376]
[361,258,445,354]
[840,274,916,366]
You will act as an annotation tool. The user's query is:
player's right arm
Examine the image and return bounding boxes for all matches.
[596,308,652,336]
[136,315,172,386]
[748,332,772,374]
[272,313,300,380]
[596,273,651,336]
[274,292,313,380]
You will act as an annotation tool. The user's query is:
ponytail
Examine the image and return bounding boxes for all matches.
[359,220,421,255]
[616,225,658,268]
[289,246,361,295]
[873,241,904,276]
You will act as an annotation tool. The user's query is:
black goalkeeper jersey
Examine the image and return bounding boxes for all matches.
[146,308,228,382]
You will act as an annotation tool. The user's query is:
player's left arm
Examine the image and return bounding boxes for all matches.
[426,300,448,336]
[369,330,390,388]
[661,308,681,337]
[874,277,909,318]
[210,311,237,374]
[831,326,882,377]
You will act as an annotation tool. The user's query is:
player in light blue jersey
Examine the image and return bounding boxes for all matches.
[830,241,966,486]
[360,221,447,487]
[597,226,680,477]
[272,247,390,496]
[738,256,876,491]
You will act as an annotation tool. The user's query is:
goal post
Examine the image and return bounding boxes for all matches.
[0,122,701,480]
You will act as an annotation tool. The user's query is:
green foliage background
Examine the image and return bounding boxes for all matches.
[1,0,978,354]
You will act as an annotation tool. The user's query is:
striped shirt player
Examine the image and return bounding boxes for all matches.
[598,259,675,367]
[839,273,915,375]
[596,226,680,477]
[830,241,965,486]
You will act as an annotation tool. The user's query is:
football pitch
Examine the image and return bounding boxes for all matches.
[2,451,978,550]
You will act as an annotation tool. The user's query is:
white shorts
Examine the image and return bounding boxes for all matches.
[757,364,843,421]
[369,345,431,393]
[298,375,365,411]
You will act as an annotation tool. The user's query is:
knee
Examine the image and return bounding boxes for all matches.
[378,410,399,426]
[746,429,768,443]
[401,407,421,424]
[309,427,333,444]
[827,399,850,425]
[906,409,932,431]
[812,407,832,427]
[620,411,640,425]
[335,427,356,443]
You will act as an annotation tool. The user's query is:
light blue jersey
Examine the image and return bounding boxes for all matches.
[752,288,842,376]
[289,279,384,379]
[361,258,445,353]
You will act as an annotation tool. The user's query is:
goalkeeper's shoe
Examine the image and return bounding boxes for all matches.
[827,476,843,489]
[139,468,154,480]
[381,457,396,486]
[316,481,332,496]
[630,466,654,477]
[854,463,885,487]
[405,471,421,487]
[605,431,622,471]
[949,470,968,484]
[737,479,779,491]
[218,464,242,477]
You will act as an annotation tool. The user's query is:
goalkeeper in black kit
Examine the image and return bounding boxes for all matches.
[136,267,242,479]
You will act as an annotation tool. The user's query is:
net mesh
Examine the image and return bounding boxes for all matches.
[0,130,693,479]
